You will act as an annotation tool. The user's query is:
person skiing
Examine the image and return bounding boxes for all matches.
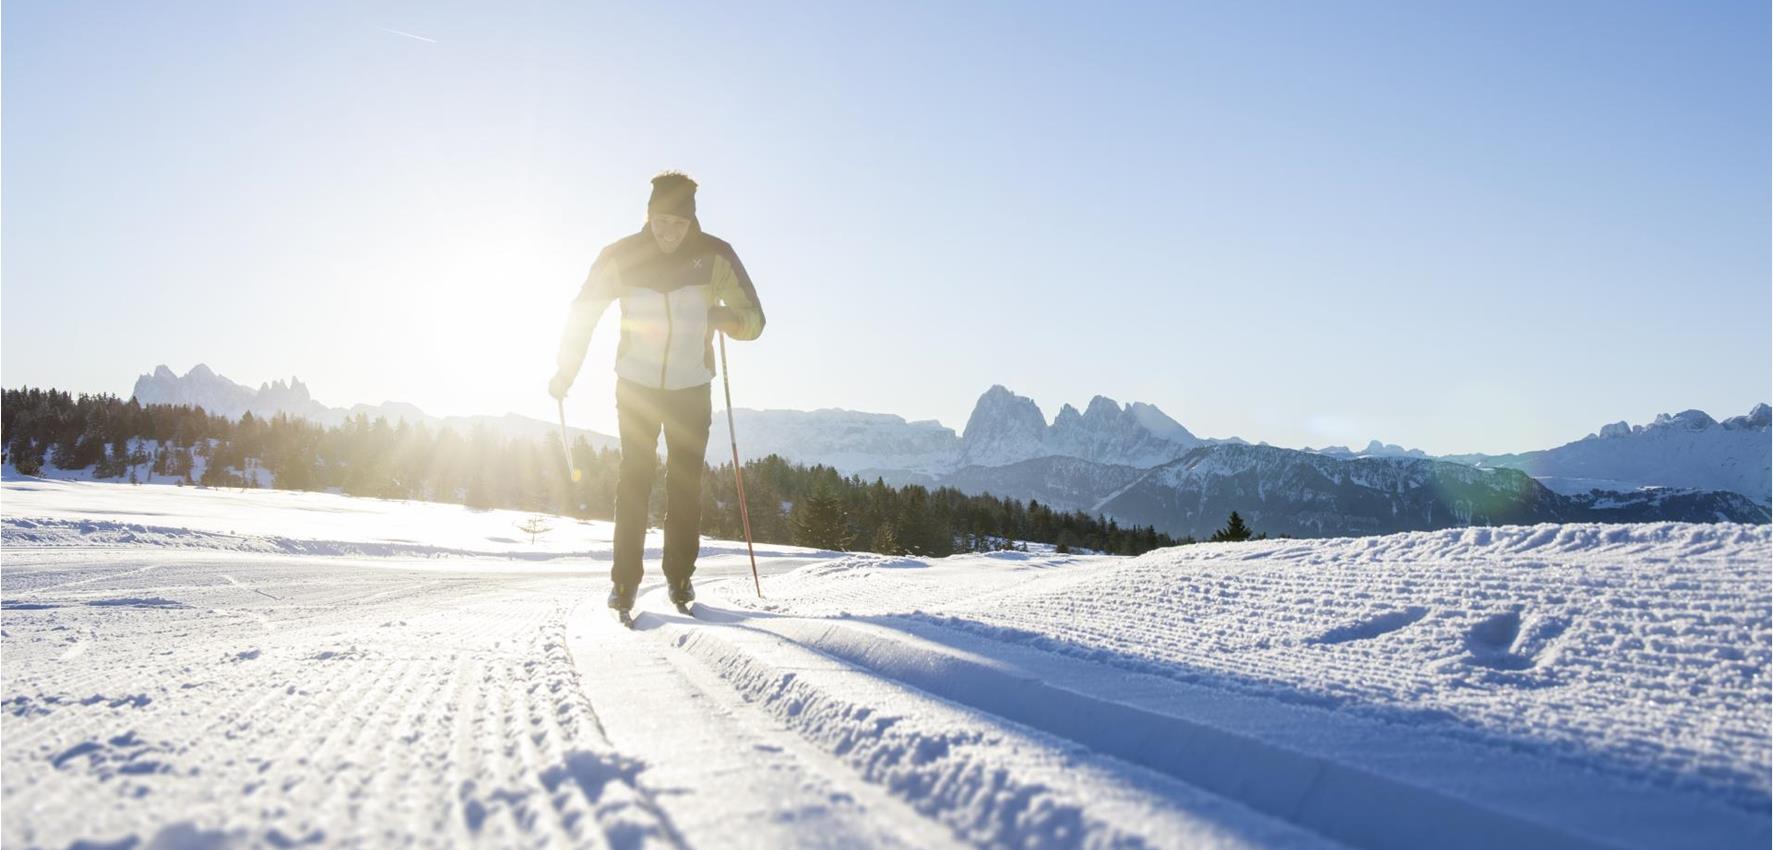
[549,171,766,616]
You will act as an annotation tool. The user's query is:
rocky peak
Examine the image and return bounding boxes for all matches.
[958,386,1049,467]
[1083,395,1123,421]
[1596,421,1632,439]
[1723,403,1771,431]
[257,376,313,405]
[1652,410,1718,431]
[132,364,254,415]
[960,385,1202,469]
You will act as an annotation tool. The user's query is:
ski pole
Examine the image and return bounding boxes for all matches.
[556,398,582,483]
[719,332,764,598]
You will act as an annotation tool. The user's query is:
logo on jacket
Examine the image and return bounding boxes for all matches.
[691,258,704,269]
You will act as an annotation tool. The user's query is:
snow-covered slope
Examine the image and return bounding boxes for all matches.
[3,477,1766,849]
[1450,405,1771,504]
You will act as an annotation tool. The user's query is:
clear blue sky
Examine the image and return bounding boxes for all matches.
[4,0,1767,454]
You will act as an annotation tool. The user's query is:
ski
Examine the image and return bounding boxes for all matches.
[673,601,695,617]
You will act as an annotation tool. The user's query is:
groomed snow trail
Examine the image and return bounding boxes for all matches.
[4,476,1768,849]
[568,587,1340,850]
[3,552,680,849]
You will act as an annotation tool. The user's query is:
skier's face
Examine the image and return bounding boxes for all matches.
[650,213,691,254]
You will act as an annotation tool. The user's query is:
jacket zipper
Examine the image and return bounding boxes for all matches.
[658,291,674,388]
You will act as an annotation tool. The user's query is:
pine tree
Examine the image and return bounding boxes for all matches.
[129,441,151,481]
[792,486,853,551]
[1210,511,1254,542]
[869,522,905,556]
[9,435,42,476]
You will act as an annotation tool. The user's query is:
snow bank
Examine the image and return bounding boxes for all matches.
[719,522,1771,846]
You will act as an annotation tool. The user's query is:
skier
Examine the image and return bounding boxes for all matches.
[549,171,766,618]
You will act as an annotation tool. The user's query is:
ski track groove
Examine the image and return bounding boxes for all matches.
[567,590,974,850]
[2,556,679,850]
[560,583,1350,850]
[639,609,1338,850]
[641,620,962,850]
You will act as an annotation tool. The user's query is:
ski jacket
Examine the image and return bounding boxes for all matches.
[555,224,766,391]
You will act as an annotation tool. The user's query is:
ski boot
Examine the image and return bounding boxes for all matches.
[667,577,696,616]
[608,582,637,628]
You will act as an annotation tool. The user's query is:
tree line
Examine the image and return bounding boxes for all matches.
[2,388,1198,556]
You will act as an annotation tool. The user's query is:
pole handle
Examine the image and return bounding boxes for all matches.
[556,399,581,483]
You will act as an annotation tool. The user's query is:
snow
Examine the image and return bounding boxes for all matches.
[4,475,1767,849]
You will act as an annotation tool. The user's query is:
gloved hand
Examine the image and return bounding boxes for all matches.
[548,371,572,400]
[707,306,740,336]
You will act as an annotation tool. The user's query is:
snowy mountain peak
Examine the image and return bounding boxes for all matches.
[1587,405,1768,440]
[958,387,1050,468]
[257,377,314,409]
[1084,395,1123,420]
[1126,402,1192,442]
[957,387,1203,470]
[1723,403,1771,430]
[133,364,257,416]
[1653,410,1718,431]
[965,386,1047,427]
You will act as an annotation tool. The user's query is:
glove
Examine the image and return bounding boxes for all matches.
[707,306,739,336]
[548,371,572,400]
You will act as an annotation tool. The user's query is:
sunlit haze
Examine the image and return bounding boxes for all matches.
[4,1,1767,454]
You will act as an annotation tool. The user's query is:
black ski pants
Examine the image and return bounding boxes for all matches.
[612,377,712,590]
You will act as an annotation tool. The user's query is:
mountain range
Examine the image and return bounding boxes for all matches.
[709,385,1770,536]
[1448,405,1772,502]
[1094,443,1766,539]
[129,365,619,451]
[707,385,1229,481]
[126,364,1770,537]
